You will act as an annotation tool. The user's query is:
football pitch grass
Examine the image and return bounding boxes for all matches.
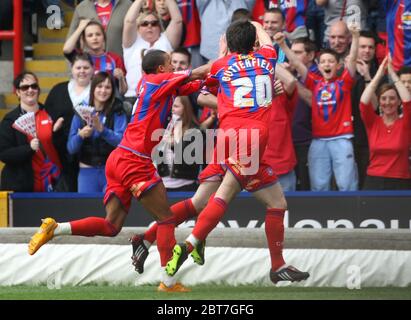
[0,285,410,300]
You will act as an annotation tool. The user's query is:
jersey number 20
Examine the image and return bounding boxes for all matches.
[232,74,272,108]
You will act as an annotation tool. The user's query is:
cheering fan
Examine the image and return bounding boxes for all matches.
[12,112,47,157]
[74,104,96,126]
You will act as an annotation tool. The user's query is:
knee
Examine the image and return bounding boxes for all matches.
[191,197,207,213]
[267,196,287,211]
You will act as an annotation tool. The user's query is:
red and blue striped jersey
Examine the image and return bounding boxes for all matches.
[177,0,201,47]
[119,71,202,157]
[268,0,307,33]
[91,51,126,75]
[208,45,277,126]
[385,0,411,71]
[305,69,355,138]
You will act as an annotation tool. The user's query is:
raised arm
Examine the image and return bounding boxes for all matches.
[123,0,144,49]
[164,0,183,49]
[274,32,308,81]
[346,23,360,77]
[388,56,411,103]
[275,64,297,95]
[251,21,272,47]
[360,56,388,107]
[63,19,90,54]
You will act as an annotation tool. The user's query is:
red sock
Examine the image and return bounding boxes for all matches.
[144,199,197,243]
[192,197,227,241]
[70,217,119,237]
[265,208,286,270]
[156,217,176,266]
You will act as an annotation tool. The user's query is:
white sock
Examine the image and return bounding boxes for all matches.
[54,222,72,236]
[162,273,177,287]
[143,239,152,249]
[186,234,199,248]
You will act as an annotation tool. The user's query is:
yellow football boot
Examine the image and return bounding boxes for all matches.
[28,218,57,255]
[157,282,191,293]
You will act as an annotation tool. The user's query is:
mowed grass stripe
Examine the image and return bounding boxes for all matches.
[0,285,410,300]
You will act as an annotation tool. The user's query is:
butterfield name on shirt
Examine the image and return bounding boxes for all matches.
[222,55,274,82]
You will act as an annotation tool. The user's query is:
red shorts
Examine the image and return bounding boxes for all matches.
[200,119,272,189]
[199,161,278,192]
[104,147,162,211]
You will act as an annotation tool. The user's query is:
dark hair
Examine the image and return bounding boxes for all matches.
[264,8,285,22]
[70,51,94,67]
[172,47,192,64]
[13,71,39,90]
[398,66,411,77]
[89,71,116,113]
[292,37,317,53]
[231,8,251,23]
[377,83,400,100]
[81,21,107,51]
[359,30,377,43]
[318,48,340,62]
[226,20,256,54]
[142,49,168,74]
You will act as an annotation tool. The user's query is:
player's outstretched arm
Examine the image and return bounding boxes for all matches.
[274,32,308,81]
[188,63,212,81]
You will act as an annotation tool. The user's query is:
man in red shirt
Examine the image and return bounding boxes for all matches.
[163,20,309,284]
[28,50,210,292]
[276,22,360,191]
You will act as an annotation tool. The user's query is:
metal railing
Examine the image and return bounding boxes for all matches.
[0,0,23,79]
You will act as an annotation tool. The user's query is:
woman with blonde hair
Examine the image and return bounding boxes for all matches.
[122,0,183,106]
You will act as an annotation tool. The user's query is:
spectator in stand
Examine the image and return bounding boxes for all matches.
[67,0,132,57]
[122,0,183,107]
[67,72,127,193]
[328,20,352,60]
[63,20,127,96]
[316,0,368,47]
[45,53,94,192]
[397,66,411,182]
[170,47,191,72]
[169,47,202,118]
[0,72,64,192]
[276,22,360,191]
[360,57,411,190]
[351,31,381,189]
[196,0,255,62]
[155,96,202,192]
[262,8,288,63]
[253,0,309,41]
[289,38,320,191]
[398,66,411,93]
[384,0,411,72]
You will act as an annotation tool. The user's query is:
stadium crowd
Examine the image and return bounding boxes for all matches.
[1,0,411,194]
